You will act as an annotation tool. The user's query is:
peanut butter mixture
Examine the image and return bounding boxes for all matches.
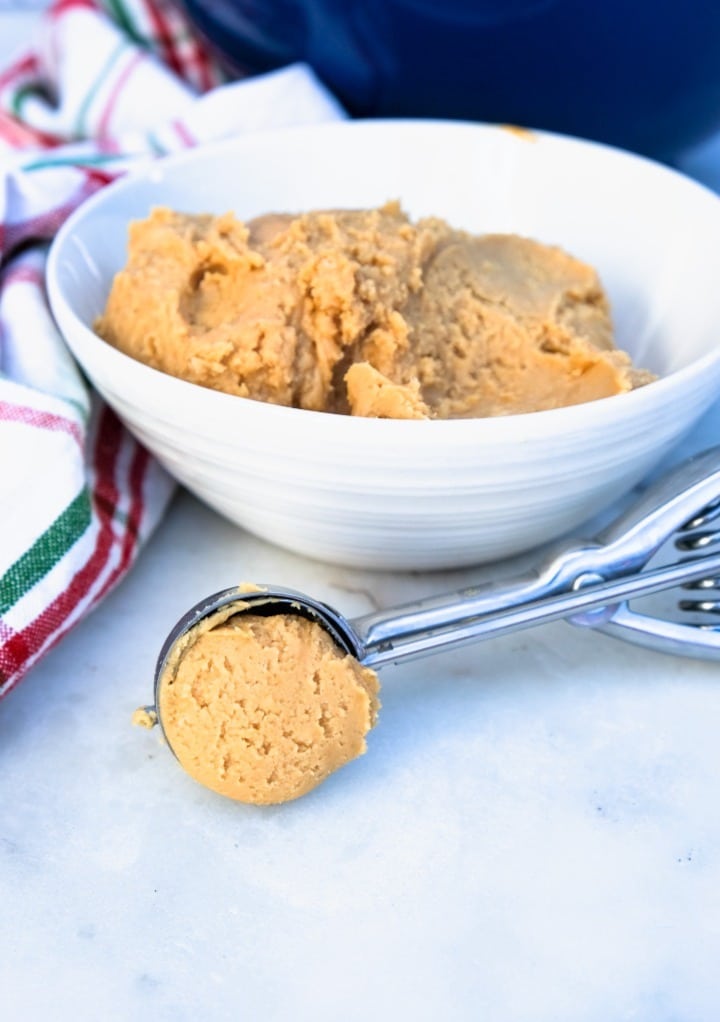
[97,202,654,418]
[157,612,380,805]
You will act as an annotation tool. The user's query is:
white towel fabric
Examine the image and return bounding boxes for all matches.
[0,0,345,698]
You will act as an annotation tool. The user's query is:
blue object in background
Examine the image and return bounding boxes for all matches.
[181,0,720,163]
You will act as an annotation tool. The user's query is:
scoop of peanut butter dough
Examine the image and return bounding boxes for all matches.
[96,202,654,419]
[157,612,380,805]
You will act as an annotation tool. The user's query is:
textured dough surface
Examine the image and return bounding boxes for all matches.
[97,202,654,418]
[158,612,380,805]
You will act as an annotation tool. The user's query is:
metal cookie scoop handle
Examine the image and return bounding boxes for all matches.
[153,446,720,708]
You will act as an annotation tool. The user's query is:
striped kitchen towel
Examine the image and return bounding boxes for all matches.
[0,0,345,699]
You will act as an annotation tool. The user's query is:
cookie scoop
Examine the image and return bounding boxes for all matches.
[140,448,720,805]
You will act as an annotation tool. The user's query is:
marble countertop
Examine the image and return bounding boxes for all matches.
[2,10,720,1022]
[9,412,720,1022]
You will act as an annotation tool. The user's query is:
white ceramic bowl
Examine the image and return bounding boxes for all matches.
[47,120,720,570]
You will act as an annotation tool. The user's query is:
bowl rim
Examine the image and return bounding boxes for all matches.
[47,117,720,439]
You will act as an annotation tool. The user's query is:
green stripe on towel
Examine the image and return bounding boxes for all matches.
[0,489,92,615]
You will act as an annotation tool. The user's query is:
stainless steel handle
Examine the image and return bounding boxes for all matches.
[355,550,720,668]
[351,446,720,666]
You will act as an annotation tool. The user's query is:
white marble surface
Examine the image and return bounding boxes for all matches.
[3,409,720,1022]
[5,419,720,1022]
[3,10,720,1021]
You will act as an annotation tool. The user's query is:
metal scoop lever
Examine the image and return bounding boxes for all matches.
[153,446,720,700]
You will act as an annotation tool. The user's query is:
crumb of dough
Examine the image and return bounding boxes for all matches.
[132,707,158,729]
[96,201,655,419]
[345,361,430,419]
[156,612,380,805]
